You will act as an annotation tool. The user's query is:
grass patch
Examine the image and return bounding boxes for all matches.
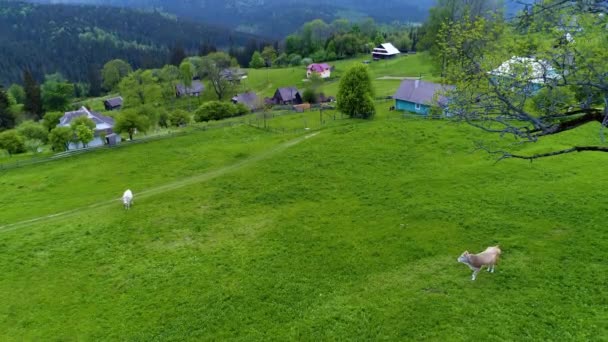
[0,117,607,339]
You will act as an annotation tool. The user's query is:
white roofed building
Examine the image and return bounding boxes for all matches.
[372,43,400,60]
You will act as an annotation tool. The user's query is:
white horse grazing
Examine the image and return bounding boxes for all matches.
[122,189,133,209]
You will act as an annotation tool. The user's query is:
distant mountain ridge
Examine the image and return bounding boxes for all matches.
[17,0,434,37]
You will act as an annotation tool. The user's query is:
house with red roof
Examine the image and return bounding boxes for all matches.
[307,63,332,79]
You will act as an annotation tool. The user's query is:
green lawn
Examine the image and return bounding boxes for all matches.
[1,114,607,340]
[241,52,439,99]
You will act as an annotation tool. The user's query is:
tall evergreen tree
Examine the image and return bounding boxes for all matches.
[170,45,187,66]
[87,64,102,97]
[23,70,44,120]
[0,87,15,130]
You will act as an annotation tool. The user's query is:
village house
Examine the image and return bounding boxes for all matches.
[103,96,123,111]
[372,43,400,60]
[268,87,302,105]
[175,80,205,97]
[489,56,558,94]
[58,106,121,150]
[221,68,248,83]
[393,79,454,115]
[231,91,260,110]
[306,63,332,79]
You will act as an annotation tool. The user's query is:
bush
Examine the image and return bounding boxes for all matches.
[17,120,48,143]
[48,126,73,151]
[194,101,235,122]
[169,109,192,127]
[0,130,26,155]
[302,88,318,104]
[288,54,302,67]
[234,103,251,117]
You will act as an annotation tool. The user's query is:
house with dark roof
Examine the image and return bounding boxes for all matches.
[393,79,454,115]
[232,92,260,110]
[58,106,121,149]
[221,69,248,83]
[176,80,205,97]
[270,87,302,105]
[372,43,400,60]
[103,96,123,111]
[307,63,332,79]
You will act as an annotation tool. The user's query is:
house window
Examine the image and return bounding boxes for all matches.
[415,103,421,111]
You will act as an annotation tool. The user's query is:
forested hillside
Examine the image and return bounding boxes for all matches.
[19,0,432,37]
[0,1,262,85]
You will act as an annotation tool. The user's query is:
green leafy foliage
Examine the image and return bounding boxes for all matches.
[102,59,132,91]
[168,110,192,127]
[118,70,163,108]
[70,116,96,130]
[249,51,265,69]
[337,64,375,119]
[41,73,75,112]
[42,111,64,132]
[74,124,95,148]
[0,130,25,155]
[114,109,150,140]
[7,84,25,104]
[48,126,73,151]
[194,101,247,122]
[17,121,48,143]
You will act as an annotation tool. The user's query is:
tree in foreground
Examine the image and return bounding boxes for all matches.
[437,2,608,160]
[337,64,375,119]
[114,109,149,140]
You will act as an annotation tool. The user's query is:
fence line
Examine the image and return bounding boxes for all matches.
[0,120,247,171]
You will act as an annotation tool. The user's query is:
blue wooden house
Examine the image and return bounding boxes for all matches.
[393,79,454,115]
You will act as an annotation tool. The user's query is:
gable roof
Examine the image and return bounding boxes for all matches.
[276,87,300,101]
[393,80,454,106]
[176,80,205,95]
[59,106,115,130]
[103,96,123,108]
[232,91,259,109]
[307,63,331,72]
[490,56,559,84]
[220,68,248,81]
[373,43,400,56]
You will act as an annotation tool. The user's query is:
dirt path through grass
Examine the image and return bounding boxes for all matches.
[0,132,320,233]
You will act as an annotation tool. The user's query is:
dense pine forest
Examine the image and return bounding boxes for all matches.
[19,0,432,37]
[0,1,263,85]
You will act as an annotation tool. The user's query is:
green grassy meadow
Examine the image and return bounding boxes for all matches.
[1,110,607,339]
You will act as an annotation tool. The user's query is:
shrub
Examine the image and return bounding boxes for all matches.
[169,109,192,127]
[0,130,26,155]
[17,120,48,143]
[194,101,235,122]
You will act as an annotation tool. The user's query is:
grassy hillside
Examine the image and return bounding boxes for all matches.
[241,53,438,99]
[1,111,607,339]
